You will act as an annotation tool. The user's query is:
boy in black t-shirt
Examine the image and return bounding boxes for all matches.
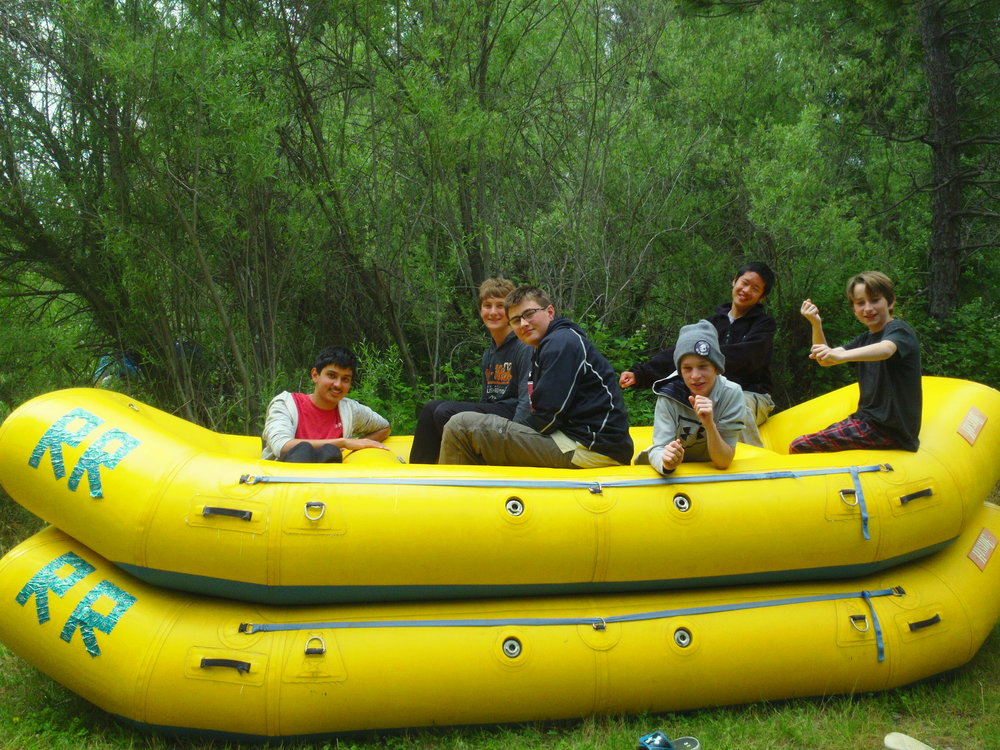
[791,271,922,453]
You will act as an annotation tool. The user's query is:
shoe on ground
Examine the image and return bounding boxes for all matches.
[884,732,936,750]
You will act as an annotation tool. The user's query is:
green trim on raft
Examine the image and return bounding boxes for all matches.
[115,539,953,605]
[113,714,403,745]
[112,662,969,745]
[113,714,586,745]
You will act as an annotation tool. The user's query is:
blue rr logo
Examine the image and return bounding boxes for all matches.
[28,408,141,498]
[15,551,136,658]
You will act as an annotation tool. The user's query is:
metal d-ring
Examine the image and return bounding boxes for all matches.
[304,501,326,521]
[839,489,859,507]
[304,636,327,655]
[850,614,870,633]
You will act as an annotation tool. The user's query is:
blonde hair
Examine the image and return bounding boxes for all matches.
[479,277,516,304]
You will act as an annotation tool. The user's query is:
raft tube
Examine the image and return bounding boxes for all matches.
[0,377,997,604]
[0,504,998,741]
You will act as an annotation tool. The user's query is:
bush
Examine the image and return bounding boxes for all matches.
[351,341,425,434]
[915,298,1000,390]
[576,316,657,426]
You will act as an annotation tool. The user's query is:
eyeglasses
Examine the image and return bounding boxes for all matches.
[508,307,545,327]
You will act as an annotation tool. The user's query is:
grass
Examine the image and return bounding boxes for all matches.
[1,491,998,750]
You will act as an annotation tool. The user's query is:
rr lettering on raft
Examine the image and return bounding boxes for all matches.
[15,552,136,658]
[60,579,136,658]
[28,408,141,498]
[15,551,96,625]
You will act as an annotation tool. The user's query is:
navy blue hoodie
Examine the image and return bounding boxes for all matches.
[514,317,633,465]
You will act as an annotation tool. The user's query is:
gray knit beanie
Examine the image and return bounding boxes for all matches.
[673,319,725,373]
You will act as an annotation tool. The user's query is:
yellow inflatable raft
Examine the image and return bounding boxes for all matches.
[0,504,998,740]
[0,377,997,604]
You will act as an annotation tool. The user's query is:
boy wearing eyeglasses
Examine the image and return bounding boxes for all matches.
[439,285,633,467]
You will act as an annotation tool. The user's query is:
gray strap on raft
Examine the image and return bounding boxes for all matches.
[862,589,887,661]
[240,463,891,542]
[239,586,903,663]
[239,463,892,491]
[852,466,870,541]
[837,466,871,540]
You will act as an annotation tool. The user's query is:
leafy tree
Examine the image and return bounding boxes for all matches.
[1,0,997,432]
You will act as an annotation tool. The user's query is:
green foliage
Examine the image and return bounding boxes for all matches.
[914,298,1000,389]
[578,316,657,425]
[351,341,425,435]
[0,492,44,558]
[0,283,95,419]
[0,0,998,427]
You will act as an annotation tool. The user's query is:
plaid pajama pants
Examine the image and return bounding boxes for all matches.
[789,415,901,454]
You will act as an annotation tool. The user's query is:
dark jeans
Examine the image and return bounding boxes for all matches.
[280,442,343,463]
[409,399,516,464]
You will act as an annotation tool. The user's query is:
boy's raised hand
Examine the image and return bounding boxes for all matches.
[689,394,715,425]
[800,298,822,324]
[809,344,846,366]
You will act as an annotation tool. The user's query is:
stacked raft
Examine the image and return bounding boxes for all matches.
[0,377,998,741]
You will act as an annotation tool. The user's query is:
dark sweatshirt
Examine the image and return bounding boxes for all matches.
[629,303,775,394]
[480,330,533,423]
[515,317,634,465]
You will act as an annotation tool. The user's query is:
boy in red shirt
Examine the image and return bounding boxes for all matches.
[262,347,390,462]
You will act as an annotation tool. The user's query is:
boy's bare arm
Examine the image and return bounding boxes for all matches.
[363,426,391,444]
[690,395,735,469]
[813,340,897,366]
[282,432,391,454]
[799,299,828,347]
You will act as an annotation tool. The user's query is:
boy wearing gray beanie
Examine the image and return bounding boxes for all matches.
[646,320,745,473]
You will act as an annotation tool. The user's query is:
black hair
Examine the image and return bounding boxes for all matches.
[734,261,776,297]
[312,346,360,384]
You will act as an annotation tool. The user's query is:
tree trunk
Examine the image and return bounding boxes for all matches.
[918,0,963,319]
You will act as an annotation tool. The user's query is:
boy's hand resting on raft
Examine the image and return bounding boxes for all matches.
[661,439,685,472]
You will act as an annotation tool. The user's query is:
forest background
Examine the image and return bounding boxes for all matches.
[1,0,998,436]
[1,3,1000,748]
